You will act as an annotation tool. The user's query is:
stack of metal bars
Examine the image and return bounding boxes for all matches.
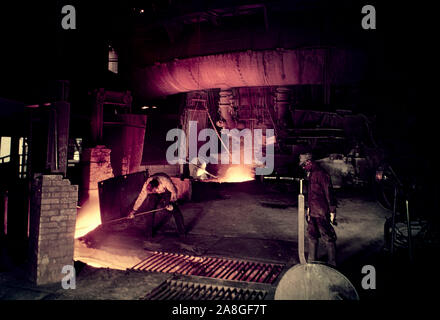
[131,251,284,284]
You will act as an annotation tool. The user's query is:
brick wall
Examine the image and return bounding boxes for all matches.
[28,174,78,285]
[80,145,114,205]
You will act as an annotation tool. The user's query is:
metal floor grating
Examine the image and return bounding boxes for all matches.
[143,278,269,300]
[131,251,284,284]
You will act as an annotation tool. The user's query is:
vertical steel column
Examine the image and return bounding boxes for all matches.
[390,186,398,257]
[406,200,413,262]
[298,179,306,264]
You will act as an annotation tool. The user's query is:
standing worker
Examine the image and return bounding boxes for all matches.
[128,173,186,239]
[299,153,338,267]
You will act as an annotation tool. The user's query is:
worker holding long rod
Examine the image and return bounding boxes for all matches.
[127,172,186,239]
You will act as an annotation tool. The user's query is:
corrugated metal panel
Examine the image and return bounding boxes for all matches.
[144,279,269,300]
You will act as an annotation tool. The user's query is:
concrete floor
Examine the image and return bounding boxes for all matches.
[74,181,389,269]
[2,180,436,300]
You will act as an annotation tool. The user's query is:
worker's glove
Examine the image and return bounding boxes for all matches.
[306,207,311,222]
[128,210,136,219]
[165,204,174,211]
[330,212,337,226]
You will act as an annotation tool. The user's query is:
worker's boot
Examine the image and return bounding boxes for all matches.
[308,240,318,262]
[327,242,337,267]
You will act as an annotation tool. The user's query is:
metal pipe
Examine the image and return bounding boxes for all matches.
[390,186,398,256]
[406,200,413,262]
[298,178,306,264]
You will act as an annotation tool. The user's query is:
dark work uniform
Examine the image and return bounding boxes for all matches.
[143,191,185,238]
[306,162,337,243]
[132,173,185,238]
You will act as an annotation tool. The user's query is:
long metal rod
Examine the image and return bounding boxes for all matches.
[201,100,232,158]
[406,200,413,262]
[390,186,398,256]
[102,207,167,226]
[298,179,307,264]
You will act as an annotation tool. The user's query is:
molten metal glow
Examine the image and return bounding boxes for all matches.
[219,166,254,183]
[74,240,142,270]
[74,195,101,239]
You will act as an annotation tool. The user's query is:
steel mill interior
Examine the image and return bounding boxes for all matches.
[0,0,437,302]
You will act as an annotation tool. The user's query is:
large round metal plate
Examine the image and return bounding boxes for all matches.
[275,263,359,300]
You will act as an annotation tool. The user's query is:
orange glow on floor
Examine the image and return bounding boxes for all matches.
[74,194,101,239]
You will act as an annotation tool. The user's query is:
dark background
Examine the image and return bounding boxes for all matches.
[0,0,435,185]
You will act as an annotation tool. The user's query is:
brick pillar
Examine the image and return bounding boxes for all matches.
[28,174,78,285]
[79,145,114,205]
